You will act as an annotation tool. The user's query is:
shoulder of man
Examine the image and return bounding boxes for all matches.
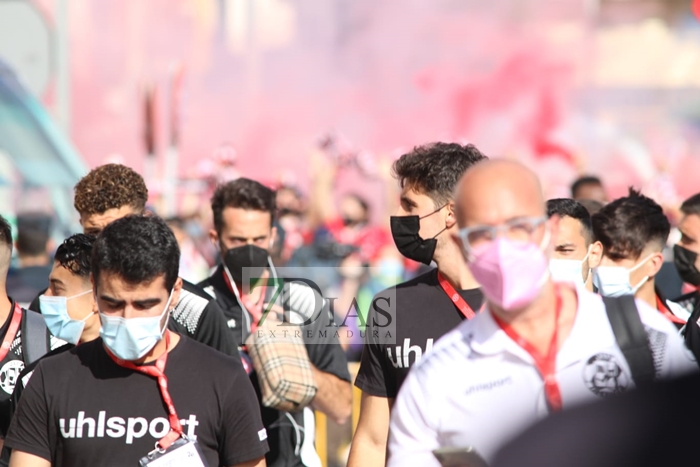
[171,282,214,335]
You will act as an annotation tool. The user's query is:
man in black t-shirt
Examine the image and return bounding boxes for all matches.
[199,178,351,467]
[347,143,486,467]
[0,216,57,448]
[28,163,239,358]
[5,215,268,467]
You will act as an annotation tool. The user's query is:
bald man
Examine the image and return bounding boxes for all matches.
[387,161,696,467]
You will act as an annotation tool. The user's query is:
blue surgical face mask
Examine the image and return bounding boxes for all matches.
[99,290,174,361]
[593,254,653,297]
[40,290,94,345]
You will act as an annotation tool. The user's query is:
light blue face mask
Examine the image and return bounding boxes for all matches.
[40,290,94,345]
[99,290,174,361]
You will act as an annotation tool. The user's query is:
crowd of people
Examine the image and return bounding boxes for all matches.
[0,142,697,466]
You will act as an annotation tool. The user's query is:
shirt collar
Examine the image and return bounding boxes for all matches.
[465,284,613,368]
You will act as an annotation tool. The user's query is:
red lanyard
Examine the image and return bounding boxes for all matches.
[656,296,686,325]
[222,269,265,331]
[437,271,479,320]
[492,287,564,412]
[0,303,23,362]
[106,331,183,450]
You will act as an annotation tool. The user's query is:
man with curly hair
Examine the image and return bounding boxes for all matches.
[73,164,149,235]
[30,164,239,359]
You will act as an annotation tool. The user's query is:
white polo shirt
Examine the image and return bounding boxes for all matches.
[387,285,697,466]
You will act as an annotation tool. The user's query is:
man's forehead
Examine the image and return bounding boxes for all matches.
[556,216,588,245]
[95,272,168,295]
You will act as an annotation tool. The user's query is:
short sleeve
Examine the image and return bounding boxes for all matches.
[282,281,351,382]
[4,363,52,462]
[219,362,269,465]
[304,301,351,382]
[194,300,240,359]
[354,294,396,397]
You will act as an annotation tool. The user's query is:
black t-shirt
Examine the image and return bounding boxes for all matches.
[199,266,351,467]
[355,268,483,398]
[5,336,268,467]
[29,280,240,359]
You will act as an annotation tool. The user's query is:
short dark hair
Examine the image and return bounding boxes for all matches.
[546,198,593,243]
[680,193,700,217]
[392,142,488,207]
[211,178,276,232]
[55,234,96,278]
[74,164,148,216]
[16,213,51,256]
[0,215,11,249]
[92,215,179,291]
[571,176,603,199]
[592,188,670,260]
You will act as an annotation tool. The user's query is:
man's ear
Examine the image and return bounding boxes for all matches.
[270,226,278,249]
[445,201,457,230]
[170,277,183,309]
[588,241,603,269]
[647,251,665,279]
[209,229,220,249]
[90,274,98,313]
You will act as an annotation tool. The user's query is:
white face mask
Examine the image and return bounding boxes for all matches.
[549,246,592,286]
[593,254,654,297]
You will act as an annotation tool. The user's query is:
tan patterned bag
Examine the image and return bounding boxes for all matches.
[245,324,318,413]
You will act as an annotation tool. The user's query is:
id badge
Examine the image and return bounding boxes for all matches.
[139,436,209,467]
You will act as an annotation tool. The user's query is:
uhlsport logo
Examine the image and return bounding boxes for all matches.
[582,353,629,397]
[59,411,200,444]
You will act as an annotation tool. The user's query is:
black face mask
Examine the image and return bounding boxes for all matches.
[223,245,269,286]
[390,206,447,265]
[674,244,700,286]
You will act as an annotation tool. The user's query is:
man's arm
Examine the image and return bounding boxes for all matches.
[347,393,393,467]
[9,451,50,467]
[230,456,266,467]
[309,366,352,425]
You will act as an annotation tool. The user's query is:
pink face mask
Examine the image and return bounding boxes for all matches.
[468,231,550,312]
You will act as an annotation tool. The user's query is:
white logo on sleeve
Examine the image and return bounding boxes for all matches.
[59,412,199,444]
[258,428,267,441]
[0,360,25,394]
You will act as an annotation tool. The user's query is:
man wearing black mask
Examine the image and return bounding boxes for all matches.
[672,193,700,360]
[348,142,487,467]
[199,178,351,467]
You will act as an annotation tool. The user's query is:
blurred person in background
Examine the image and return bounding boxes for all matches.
[199,177,351,467]
[0,234,97,465]
[0,216,55,451]
[6,214,54,307]
[165,217,210,284]
[546,199,602,292]
[348,142,486,467]
[592,189,689,327]
[28,164,240,359]
[571,175,608,204]
[577,198,604,216]
[275,185,310,266]
[387,160,695,466]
